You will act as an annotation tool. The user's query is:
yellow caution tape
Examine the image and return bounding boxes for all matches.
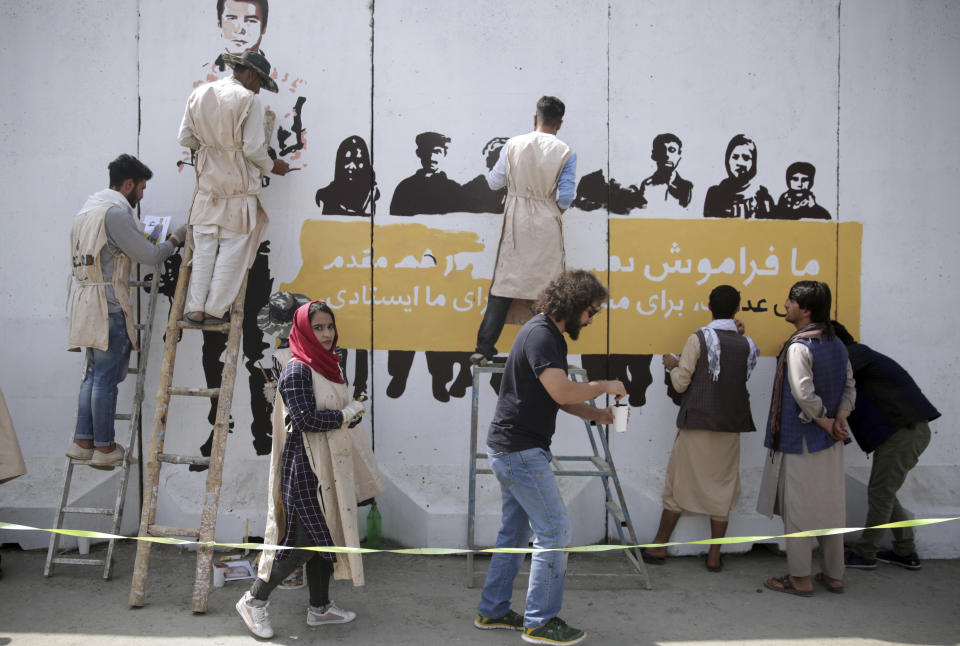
[2,517,958,555]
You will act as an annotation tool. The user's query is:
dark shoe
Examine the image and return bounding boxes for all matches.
[385,376,406,399]
[815,572,844,594]
[474,609,523,631]
[183,312,205,326]
[522,617,585,645]
[876,550,922,570]
[763,574,813,597]
[640,548,665,565]
[844,549,877,570]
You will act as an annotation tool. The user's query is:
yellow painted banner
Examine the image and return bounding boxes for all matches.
[282,219,861,356]
[610,219,862,355]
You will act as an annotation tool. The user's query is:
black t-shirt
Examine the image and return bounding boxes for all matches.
[486,315,568,453]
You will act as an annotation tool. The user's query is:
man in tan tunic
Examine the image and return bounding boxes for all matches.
[642,285,758,571]
[471,96,578,363]
[178,50,290,324]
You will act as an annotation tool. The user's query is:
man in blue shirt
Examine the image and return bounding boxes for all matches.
[474,270,623,645]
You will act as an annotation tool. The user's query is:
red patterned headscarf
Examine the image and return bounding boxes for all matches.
[288,301,345,384]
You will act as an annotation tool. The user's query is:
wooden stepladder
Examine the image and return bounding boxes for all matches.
[129,244,247,613]
[44,270,161,579]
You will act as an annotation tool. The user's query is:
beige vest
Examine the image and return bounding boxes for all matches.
[0,387,26,485]
[258,363,384,586]
[183,76,265,236]
[490,132,572,299]
[68,205,136,351]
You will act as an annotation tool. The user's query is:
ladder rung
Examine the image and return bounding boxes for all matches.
[147,525,200,539]
[127,367,139,375]
[62,506,114,515]
[130,281,152,288]
[157,453,210,466]
[589,456,612,474]
[52,557,105,566]
[115,413,132,421]
[176,320,231,333]
[168,386,220,398]
[134,323,146,330]
[605,500,626,524]
[476,468,494,475]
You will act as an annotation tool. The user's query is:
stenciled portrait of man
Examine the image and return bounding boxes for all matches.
[389,131,463,215]
[218,0,268,57]
[637,133,693,209]
[315,135,379,216]
[703,134,774,219]
[770,161,832,220]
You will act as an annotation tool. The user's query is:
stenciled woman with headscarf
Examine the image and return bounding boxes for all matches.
[236,300,383,639]
[703,134,774,219]
[314,136,380,215]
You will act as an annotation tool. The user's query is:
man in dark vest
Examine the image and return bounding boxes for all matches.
[641,285,758,571]
[758,281,854,596]
[832,321,940,571]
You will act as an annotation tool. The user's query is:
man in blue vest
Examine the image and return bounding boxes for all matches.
[832,321,940,571]
[758,281,855,595]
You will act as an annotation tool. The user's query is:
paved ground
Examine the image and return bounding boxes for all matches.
[0,540,958,645]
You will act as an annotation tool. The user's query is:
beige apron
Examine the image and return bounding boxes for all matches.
[258,364,384,585]
[68,203,136,351]
[490,131,572,300]
[0,388,26,485]
[183,76,269,271]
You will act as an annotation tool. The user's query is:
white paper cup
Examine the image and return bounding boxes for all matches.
[213,563,226,588]
[613,405,628,433]
[76,537,90,555]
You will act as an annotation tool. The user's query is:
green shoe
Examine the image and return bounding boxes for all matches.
[522,617,586,645]
[474,609,524,630]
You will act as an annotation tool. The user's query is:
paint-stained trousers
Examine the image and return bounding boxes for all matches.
[187,224,251,318]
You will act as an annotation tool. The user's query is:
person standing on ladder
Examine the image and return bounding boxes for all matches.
[177,49,291,325]
[67,154,186,469]
[470,95,578,365]
[474,270,625,646]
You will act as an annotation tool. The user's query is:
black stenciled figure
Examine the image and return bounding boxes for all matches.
[197,241,275,461]
[278,96,306,157]
[572,169,643,215]
[389,131,462,215]
[461,137,508,213]
[315,135,379,216]
[637,133,693,209]
[703,134,774,219]
[769,161,831,220]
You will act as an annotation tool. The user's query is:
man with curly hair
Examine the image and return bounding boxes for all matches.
[474,270,624,645]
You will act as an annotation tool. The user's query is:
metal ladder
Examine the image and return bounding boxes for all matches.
[44,269,161,579]
[466,361,651,590]
[128,244,247,613]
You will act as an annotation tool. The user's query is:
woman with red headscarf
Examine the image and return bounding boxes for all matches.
[236,300,377,639]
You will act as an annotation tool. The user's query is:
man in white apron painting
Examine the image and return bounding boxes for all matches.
[471,96,578,364]
[67,155,186,468]
[177,50,291,324]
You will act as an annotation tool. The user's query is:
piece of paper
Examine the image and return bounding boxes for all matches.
[222,559,255,581]
[141,215,171,245]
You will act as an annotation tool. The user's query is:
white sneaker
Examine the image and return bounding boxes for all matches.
[66,441,94,461]
[306,601,356,626]
[236,591,274,638]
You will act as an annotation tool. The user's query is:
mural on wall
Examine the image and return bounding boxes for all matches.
[314,135,379,216]
[703,134,774,219]
[461,137,509,214]
[572,133,692,216]
[770,162,832,220]
[389,132,462,215]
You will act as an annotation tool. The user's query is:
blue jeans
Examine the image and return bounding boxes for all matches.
[478,447,571,628]
[74,312,132,447]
